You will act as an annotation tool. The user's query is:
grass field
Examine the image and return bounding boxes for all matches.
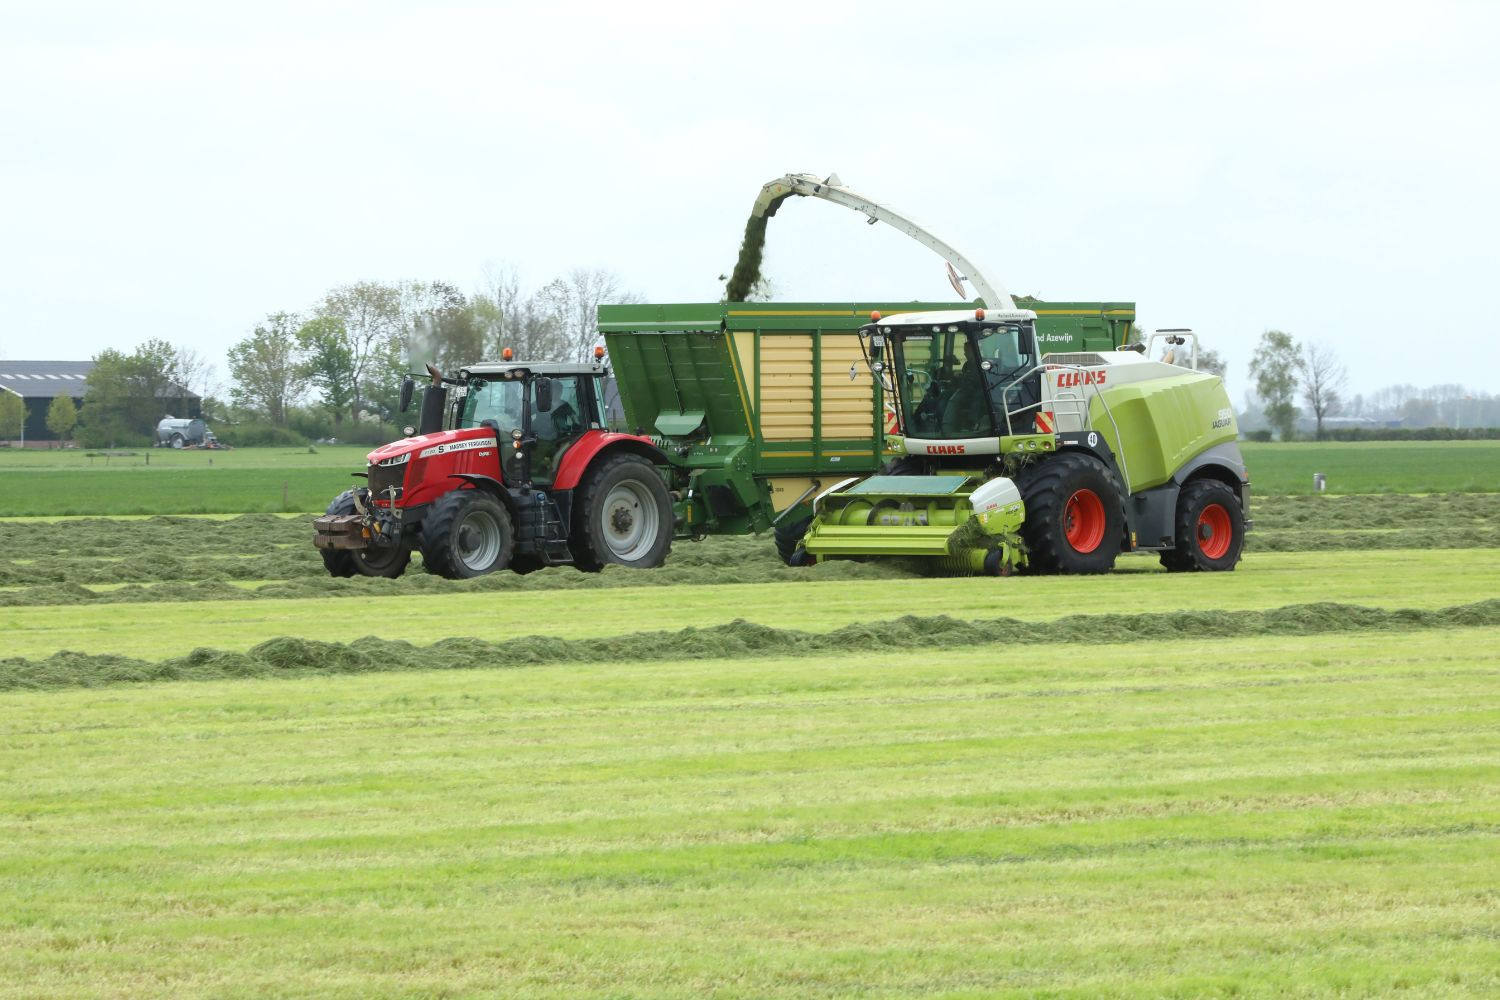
[2,629,1495,997]
[0,440,1496,515]
[2,443,1498,995]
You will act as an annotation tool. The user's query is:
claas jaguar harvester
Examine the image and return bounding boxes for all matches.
[313,172,1249,577]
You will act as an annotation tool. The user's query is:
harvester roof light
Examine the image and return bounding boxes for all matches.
[947,325,958,333]
[501,347,513,361]
[975,308,986,320]
[870,310,882,322]
[594,345,605,360]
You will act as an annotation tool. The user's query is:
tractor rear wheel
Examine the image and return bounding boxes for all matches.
[420,490,514,579]
[571,454,673,571]
[1160,480,1245,572]
[319,491,411,579]
[1017,452,1124,574]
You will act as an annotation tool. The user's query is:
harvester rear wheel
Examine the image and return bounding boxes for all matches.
[571,454,673,571]
[319,491,412,579]
[1017,452,1123,574]
[1160,479,1244,572]
[420,490,514,579]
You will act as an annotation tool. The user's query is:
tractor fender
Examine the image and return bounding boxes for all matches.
[552,433,668,491]
[450,472,506,496]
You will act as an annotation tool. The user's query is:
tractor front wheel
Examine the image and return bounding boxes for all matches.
[420,490,514,579]
[319,491,412,579]
[1017,452,1124,574]
[1160,480,1245,572]
[572,454,673,570]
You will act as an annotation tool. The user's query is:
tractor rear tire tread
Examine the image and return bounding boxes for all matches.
[1016,451,1125,575]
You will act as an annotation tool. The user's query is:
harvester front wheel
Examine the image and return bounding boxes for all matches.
[572,454,672,571]
[1017,452,1123,574]
[420,490,514,579]
[1161,480,1244,572]
[319,491,412,579]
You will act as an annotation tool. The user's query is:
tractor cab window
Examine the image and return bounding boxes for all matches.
[893,329,994,440]
[458,378,525,436]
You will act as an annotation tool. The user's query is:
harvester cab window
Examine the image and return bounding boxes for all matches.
[974,323,1042,430]
[894,330,994,440]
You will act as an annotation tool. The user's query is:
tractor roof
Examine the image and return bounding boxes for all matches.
[459,362,607,378]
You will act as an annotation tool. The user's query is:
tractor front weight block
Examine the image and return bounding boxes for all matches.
[312,514,369,551]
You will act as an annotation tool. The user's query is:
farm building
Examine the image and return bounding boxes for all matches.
[0,360,200,445]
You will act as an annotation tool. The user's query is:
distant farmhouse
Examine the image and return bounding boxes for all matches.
[0,360,200,445]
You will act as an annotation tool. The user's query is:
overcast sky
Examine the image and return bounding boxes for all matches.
[3,0,1497,401]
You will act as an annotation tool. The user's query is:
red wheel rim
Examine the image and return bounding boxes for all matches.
[1197,503,1233,559]
[1063,489,1106,553]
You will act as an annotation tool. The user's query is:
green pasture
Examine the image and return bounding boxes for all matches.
[1239,439,1500,494]
[0,440,1497,515]
[1,628,1495,997]
[3,549,1494,662]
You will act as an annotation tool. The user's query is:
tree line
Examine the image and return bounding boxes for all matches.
[1242,330,1498,438]
[50,267,635,447]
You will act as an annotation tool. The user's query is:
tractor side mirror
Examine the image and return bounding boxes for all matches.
[534,376,554,413]
[398,376,415,413]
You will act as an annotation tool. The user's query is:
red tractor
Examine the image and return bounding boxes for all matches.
[313,359,674,578]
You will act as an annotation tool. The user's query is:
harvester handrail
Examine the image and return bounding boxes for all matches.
[997,362,1131,488]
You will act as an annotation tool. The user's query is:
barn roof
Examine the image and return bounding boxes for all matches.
[0,360,199,400]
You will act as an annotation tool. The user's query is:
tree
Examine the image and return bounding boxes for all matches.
[316,282,404,422]
[1249,330,1300,441]
[400,280,485,374]
[1295,341,1348,440]
[0,390,23,442]
[174,346,216,401]
[78,342,194,447]
[228,312,309,425]
[471,264,567,362]
[540,268,642,363]
[296,317,357,426]
[45,394,77,444]
[1196,348,1227,379]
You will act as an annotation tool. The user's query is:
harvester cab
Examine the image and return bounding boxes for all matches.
[313,354,675,581]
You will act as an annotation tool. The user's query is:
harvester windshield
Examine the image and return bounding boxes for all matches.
[889,321,1037,439]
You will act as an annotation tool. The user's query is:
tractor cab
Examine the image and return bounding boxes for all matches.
[452,361,609,487]
[863,308,1043,449]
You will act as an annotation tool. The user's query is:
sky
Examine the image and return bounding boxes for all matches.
[2,0,1498,402]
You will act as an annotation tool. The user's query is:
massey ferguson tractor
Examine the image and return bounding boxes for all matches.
[313,357,675,578]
